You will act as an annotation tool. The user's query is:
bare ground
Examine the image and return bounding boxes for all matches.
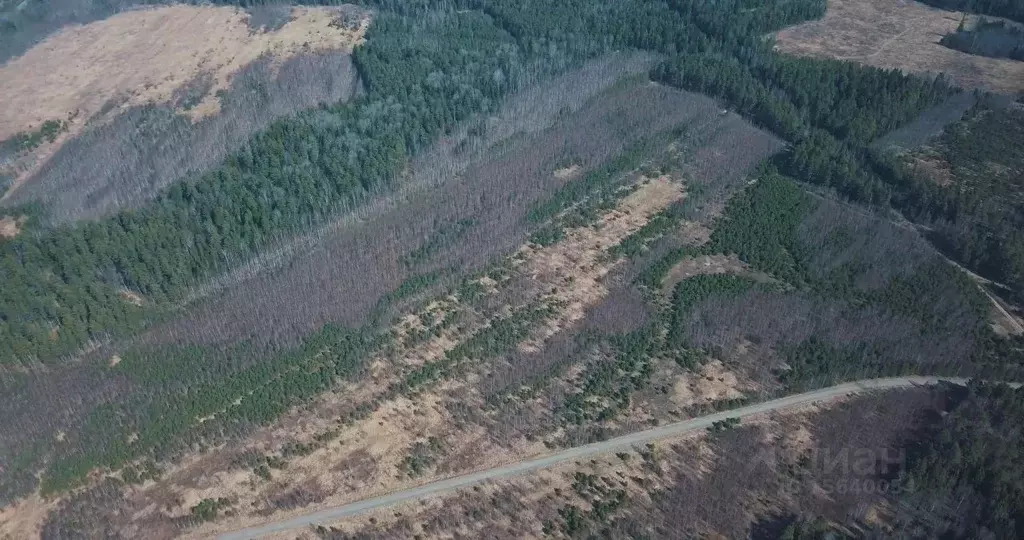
[0,495,55,540]
[669,360,751,408]
[774,0,1024,95]
[516,176,685,351]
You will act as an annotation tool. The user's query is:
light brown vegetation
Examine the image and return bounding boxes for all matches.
[553,165,582,179]
[0,495,54,539]
[903,151,956,186]
[313,428,715,540]
[0,4,368,200]
[517,176,685,350]
[984,286,1024,336]
[774,0,1024,95]
[670,360,750,408]
[118,290,145,307]
[310,388,939,540]
[934,252,1024,335]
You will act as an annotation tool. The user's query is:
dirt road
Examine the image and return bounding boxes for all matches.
[220,376,977,539]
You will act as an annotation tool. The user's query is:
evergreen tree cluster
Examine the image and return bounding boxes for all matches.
[917,0,1024,24]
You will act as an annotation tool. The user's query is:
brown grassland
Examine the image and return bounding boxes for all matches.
[774,0,1024,95]
[0,4,369,201]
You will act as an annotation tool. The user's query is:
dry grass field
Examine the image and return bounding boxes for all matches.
[774,0,1024,95]
[0,4,368,202]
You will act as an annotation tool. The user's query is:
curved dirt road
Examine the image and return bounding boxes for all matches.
[220,376,976,540]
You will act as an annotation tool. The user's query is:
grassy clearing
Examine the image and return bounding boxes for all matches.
[774,0,1024,94]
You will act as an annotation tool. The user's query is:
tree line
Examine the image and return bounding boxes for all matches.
[941,17,1024,60]
[917,0,1024,24]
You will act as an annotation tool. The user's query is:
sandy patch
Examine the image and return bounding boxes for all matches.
[774,0,1024,95]
[119,289,145,307]
[661,253,751,294]
[983,287,1024,336]
[0,494,56,539]
[782,425,815,456]
[474,275,500,292]
[0,215,26,239]
[518,176,685,350]
[676,219,713,245]
[671,360,750,408]
[0,4,369,200]
[903,151,956,187]
[553,165,582,179]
